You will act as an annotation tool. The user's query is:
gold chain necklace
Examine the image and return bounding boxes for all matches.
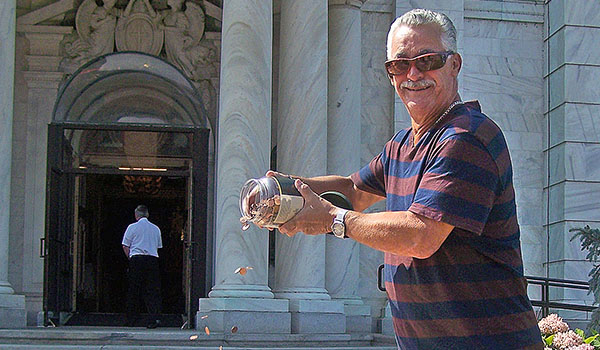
[432,100,463,128]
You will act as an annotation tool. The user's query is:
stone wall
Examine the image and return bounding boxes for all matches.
[462,1,546,280]
[546,0,600,318]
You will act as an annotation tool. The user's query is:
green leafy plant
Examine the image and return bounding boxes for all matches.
[570,225,600,331]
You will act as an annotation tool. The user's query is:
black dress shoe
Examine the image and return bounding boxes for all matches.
[146,320,160,329]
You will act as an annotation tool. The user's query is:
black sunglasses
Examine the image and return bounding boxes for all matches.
[385,51,454,77]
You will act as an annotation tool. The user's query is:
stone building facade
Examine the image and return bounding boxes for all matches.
[0,0,597,335]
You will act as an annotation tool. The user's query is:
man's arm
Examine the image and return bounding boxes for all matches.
[343,209,454,259]
[278,179,454,259]
[122,245,130,259]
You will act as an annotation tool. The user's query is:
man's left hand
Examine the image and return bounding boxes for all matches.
[278,179,337,237]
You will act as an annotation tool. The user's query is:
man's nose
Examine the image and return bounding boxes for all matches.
[406,61,424,81]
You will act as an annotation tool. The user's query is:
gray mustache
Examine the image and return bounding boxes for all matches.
[401,80,434,89]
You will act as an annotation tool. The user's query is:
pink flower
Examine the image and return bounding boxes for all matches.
[539,313,570,335]
[552,330,584,349]
[565,344,594,350]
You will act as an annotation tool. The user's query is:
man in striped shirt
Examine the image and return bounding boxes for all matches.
[275,8,543,350]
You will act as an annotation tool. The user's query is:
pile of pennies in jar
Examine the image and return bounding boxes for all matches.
[240,193,281,231]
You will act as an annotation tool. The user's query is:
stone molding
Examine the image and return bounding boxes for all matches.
[328,0,366,8]
[464,0,544,23]
[22,71,65,89]
[23,29,71,56]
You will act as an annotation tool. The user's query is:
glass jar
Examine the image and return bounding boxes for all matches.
[239,175,304,230]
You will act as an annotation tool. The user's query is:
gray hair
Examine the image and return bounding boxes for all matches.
[387,9,457,59]
[135,205,149,218]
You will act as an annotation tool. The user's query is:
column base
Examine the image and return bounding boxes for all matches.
[197,297,290,334]
[379,303,394,336]
[0,294,26,329]
[289,299,346,334]
[343,303,372,333]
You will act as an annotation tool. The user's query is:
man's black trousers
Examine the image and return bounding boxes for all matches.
[126,255,161,323]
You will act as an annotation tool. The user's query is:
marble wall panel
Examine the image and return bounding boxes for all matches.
[361,8,393,167]
[549,182,600,223]
[548,182,565,225]
[547,144,566,186]
[462,55,543,78]
[548,260,595,300]
[563,65,600,103]
[548,28,565,73]
[556,104,600,143]
[464,33,542,60]
[549,142,600,184]
[548,104,565,147]
[464,19,542,42]
[515,187,544,224]
[520,224,546,277]
[548,221,600,262]
[548,0,565,35]
[549,0,600,35]
[462,73,502,93]
[504,131,544,152]
[512,149,545,187]
[548,261,593,289]
[463,36,503,57]
[548,67,565,110]
[393,100,411,133]
[501,39,544,60]
[462,75,543,104]
[462,91,543,115]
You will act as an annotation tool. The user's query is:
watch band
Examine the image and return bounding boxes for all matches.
[332,209,348,239]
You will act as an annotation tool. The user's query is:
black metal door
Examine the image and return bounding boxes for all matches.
[43,123,75,326]
[185,127,209,328]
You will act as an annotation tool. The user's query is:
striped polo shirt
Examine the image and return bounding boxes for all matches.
[351,101,543,349]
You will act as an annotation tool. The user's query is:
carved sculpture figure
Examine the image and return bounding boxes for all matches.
[65,0,119,63]
[161,0,216,80]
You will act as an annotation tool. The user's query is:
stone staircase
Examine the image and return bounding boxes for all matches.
[0,327,397,350]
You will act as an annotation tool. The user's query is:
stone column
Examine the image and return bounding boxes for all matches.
[276,0,345,334]
[198,0,290,334]
[326,0,371,333]
[0,0,26,328]
[546,0,600,308]
[15,24,71,326]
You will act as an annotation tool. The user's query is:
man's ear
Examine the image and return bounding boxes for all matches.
[451,53,462,76]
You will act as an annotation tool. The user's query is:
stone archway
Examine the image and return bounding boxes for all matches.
[45,52,214,327]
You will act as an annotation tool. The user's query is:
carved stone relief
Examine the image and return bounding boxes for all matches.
[115,0,163,55]
[61,0,217,83]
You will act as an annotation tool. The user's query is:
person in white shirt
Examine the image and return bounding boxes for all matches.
[122,205,163,328]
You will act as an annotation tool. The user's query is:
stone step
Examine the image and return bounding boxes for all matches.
[0,346,399,350]
[0,327,397,350]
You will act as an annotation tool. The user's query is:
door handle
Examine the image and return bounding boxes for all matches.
[40,237,46,258]
[378,264,385,292]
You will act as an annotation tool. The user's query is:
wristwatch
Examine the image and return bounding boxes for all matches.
[331,209,349,239]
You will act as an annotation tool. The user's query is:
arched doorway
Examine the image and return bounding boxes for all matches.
[43,52,212,328]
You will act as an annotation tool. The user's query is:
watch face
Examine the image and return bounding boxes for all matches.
[332,222,344,238]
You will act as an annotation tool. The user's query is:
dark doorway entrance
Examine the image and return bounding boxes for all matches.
[73,174,187,324]
[44,123,210,328]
